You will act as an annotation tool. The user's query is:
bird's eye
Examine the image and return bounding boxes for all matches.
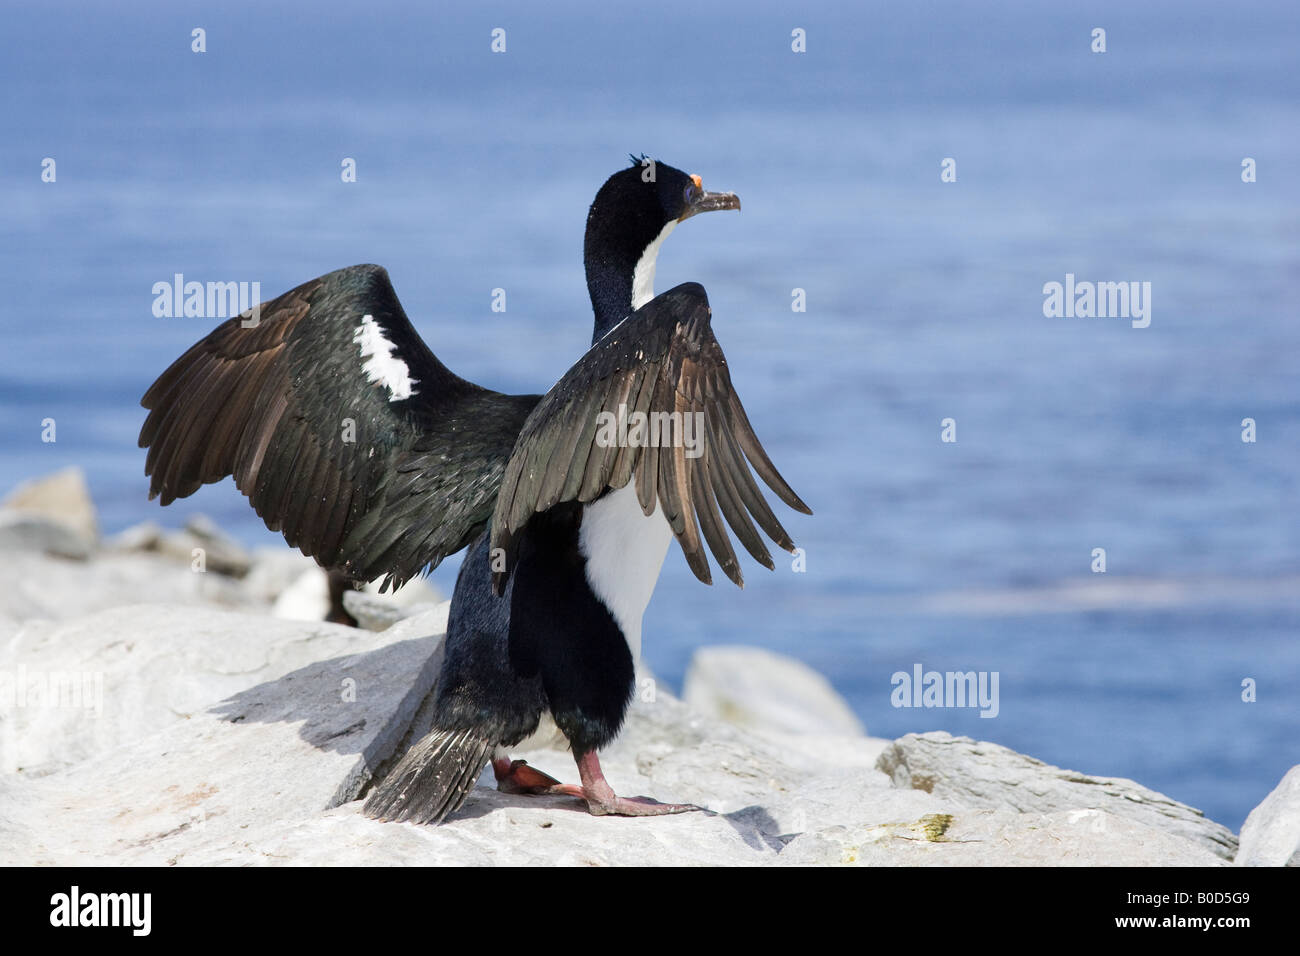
[683,183,696,204]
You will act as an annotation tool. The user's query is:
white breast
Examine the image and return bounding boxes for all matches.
[578,483,673,662]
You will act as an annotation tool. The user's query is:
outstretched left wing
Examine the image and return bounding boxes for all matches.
[491,282,810,593]
[140,264,540,590]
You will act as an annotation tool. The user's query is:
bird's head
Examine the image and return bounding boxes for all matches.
[584,156,740,340]
[593,154,741,236]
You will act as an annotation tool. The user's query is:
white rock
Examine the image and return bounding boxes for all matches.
[0,613,447,865]
[275,568,442,625]
[240,548,322,603]
[876,731,1237,860]
[0,511,93,560]
[0,602,450,776]
[105,520,164,552]
[344,577,444,631]
[777,808,1226,866]
[2,467,98,545]
[683,645,866,737]
[0,550,253,624]
[363,574,441,606]
[1235,765,1300,866]
[0,601,1234,867]
[272,568,332,621]
[2,519,321,626]
[108,516,251,576]
[342,590,406,631]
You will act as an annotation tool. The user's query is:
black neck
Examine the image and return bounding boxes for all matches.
[584,251,637,345]
[584,201,658,345]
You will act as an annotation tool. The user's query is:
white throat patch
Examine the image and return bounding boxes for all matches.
[630,220,677,311]
[353,314,417,401]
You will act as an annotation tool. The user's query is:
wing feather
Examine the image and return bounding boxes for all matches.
[140,264,540,589]
[490,282,810,594]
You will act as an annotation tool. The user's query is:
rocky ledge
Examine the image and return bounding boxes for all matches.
[0,472,1295,866]
[3,600,1296,866]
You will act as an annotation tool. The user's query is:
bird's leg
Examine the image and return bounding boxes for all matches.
[573,750,700,817]
[492,757,584,798]
[491,753,701,816]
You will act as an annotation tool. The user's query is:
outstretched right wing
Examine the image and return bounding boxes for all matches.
[491,282,811,593]
[140,264,540,590]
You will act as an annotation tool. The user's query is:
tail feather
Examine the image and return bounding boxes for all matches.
[363,728,495,824]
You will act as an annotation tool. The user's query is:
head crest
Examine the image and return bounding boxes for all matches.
[628,152,651,167]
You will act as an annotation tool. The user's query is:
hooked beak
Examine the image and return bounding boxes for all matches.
[680,188,741,221]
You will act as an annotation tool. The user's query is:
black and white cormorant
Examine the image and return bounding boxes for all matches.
[139,157,811,823]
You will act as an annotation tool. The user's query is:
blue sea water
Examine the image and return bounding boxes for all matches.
[2,0,1297,831]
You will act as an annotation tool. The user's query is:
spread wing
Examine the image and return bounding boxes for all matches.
[491,282,811,593]
[139,264,540,590]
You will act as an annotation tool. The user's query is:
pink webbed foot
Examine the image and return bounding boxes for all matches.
[574,750,702,817]
[492,758,585,799]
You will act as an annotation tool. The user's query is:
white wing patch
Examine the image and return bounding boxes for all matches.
[579,483,673,662]
[353,314,418,401]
